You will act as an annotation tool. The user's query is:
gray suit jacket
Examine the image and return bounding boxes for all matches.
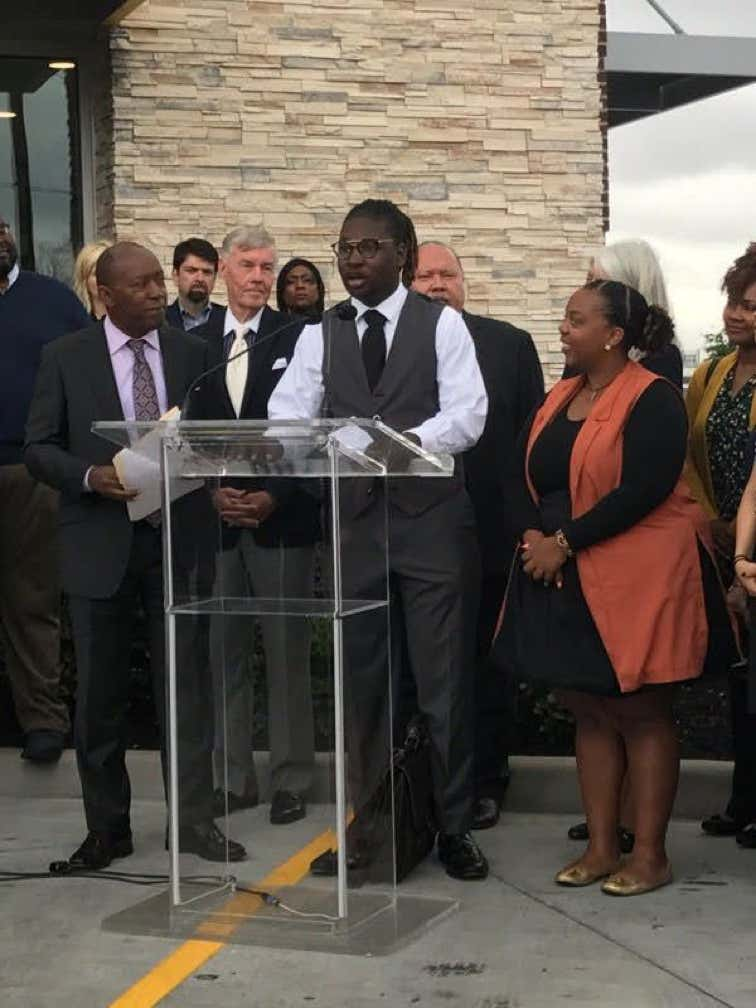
[24,320,208,599]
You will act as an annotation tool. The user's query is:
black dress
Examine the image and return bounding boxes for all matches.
[499,381,729,696]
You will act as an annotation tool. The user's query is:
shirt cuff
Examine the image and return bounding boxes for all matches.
[83,466,94,492]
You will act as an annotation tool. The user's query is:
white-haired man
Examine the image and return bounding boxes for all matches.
[192,225,318,827]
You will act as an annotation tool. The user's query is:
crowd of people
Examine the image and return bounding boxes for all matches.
[2,198,755,895]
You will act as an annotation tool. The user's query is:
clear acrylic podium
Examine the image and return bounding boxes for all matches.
[93,417,459,954]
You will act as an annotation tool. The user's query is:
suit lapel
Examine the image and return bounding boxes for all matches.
[159,325,185,410]
[81,322,125,422]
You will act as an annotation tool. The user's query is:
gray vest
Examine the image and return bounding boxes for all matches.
[322,290,463,516]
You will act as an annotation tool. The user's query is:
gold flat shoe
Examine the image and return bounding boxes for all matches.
[601,869,673,897]
[554,863,615,887]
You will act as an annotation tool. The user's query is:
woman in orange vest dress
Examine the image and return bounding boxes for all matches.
[501,280,731,896]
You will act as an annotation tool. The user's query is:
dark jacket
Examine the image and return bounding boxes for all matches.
[0,270,89,464]
[191,304,321,548]
[165,299,225,333]
[24,321,209,598]
[462,311,544,574]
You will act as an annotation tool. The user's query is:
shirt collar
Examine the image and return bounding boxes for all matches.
[351,284,407,325]
[178,296,211,320]
[104,316,160,355]
[224,305,264,338]
[1,263,20,293]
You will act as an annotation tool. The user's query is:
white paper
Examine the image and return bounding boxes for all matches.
[113,407,204,522]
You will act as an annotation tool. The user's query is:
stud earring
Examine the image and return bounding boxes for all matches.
[604,344,612,351]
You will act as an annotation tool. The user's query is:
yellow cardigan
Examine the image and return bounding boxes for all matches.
[685,351,756,517]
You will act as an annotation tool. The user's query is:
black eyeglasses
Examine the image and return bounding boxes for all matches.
[330,238,395,261]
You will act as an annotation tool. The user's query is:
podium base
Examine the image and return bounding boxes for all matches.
[102,884,458,956]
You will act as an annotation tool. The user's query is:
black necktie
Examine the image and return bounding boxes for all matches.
[361,309,387,391]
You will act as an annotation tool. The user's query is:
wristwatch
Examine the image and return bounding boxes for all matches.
[555,529,574,558]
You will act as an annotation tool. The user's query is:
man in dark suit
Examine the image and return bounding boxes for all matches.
[24,241,245,869]
[165,237,225,333]
[413,240,544,829]
[189,225,319,827]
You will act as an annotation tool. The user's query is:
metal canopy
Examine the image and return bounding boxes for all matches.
[607,32,756,127]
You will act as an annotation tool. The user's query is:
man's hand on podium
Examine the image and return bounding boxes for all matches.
[89,465,139,502]
[213,487,277,528]
[364,431,421,473]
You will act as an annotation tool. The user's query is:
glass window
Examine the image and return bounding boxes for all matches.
[0,57,81,282]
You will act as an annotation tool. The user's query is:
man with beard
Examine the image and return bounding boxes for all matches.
[412,241,544,830]
[0,214,88,763]
[269,200,490,880]
[165,238,224,332]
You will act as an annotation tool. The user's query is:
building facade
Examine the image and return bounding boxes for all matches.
[3,0,607,378]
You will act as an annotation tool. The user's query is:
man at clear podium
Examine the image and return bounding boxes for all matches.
[268,199,490,881]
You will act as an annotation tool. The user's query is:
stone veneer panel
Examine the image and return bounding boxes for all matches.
[108,0,606,378]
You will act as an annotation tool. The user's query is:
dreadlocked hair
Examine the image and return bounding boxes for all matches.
[343,199,419,287]
[585,278,675,355]
[722,243,756,305]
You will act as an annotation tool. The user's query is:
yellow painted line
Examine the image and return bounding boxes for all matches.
[109,828,337,1008]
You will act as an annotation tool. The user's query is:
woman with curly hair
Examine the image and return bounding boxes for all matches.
[686,243,756,848]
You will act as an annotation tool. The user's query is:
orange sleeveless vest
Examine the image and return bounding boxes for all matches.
[525,362,711,693]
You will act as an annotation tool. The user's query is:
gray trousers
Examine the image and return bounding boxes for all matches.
[211,533,315,796]
[341,488,480,835]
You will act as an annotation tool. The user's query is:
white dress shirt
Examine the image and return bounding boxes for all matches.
[223,306,263,417]
[0,262,19,293]
[268,284,488,455]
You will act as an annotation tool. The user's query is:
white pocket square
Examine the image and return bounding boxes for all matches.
[272,357,288,370]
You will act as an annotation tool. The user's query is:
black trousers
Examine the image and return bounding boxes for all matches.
[474,570,515,799]
[341,490,480,836]
[726,670,756,824]
[69,523,214,835]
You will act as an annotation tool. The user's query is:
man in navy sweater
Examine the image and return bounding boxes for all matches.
[0,214,88,762]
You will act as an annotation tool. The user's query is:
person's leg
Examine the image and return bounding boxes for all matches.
[0,465,68,743]
[209,541,258,798]
[68,586,135,838]
[241,537,316,796]
[607,687,678,886]
[557,689,624,878]
[395,494,480,837]
[726,672,756,826]
[474,571,513,803]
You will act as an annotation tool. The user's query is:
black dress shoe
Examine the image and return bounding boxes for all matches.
[736,823,756,848]
[437,832,488,880]
[471,796,501,831]
[175,821,247,862]
[69,830,134,870]
[21,730,65,764]
[701,813,742,837]
[567,821,635,853]
[212,787,259,817]
[309,847,371,887]
[567,820,589,841]
[270,790,306,825]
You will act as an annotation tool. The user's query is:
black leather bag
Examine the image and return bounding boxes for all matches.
[354,718,437,884]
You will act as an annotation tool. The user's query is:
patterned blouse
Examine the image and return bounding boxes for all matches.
[705,366,756,521]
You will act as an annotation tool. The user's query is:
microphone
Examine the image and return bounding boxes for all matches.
[180,313,314,419]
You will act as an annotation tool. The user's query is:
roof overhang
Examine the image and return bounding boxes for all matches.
[607,32,756,127]
[2,2,146,43]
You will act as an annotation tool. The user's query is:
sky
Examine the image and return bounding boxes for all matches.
[606,0,756,351]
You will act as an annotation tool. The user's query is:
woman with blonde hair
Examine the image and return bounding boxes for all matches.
[72,240,111,320]
[584,239,682,388]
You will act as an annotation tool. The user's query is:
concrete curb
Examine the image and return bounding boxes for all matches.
[0,748,733,820]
